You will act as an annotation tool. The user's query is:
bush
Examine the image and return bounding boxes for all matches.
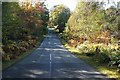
[109,52,120,72]
[28,40,36,47]
[77,43,118,62]
[96,52,110,63]
[2,39,38,61]
[77,43,99,55]
[19,46,27,53]
[2,54,11,61]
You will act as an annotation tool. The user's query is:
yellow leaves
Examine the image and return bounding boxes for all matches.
[27,3,32,10]
[99,67,120,78]
[96,30,111,45]
[20,1,44,13]
[68,39,78,47]
[20,2,33,11]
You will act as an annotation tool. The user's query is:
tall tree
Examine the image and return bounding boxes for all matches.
[49,4,70,32]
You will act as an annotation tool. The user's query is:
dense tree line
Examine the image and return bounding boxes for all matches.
[63,2,120,45]
[59,2,120,72]
[2,2,49,61]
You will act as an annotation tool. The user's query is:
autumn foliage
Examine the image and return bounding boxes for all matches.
[2,2,49,61]
[60,2,120,72]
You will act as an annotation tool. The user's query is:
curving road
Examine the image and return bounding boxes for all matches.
[2,28,109,80]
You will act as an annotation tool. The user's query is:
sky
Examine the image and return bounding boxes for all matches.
[44,0,120,11]
[10,0,120,11]
[44,0,78,11]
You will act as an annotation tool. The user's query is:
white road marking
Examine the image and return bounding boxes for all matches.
[50,62,52,76]
[50,53,52,61]
[49,53,52,77]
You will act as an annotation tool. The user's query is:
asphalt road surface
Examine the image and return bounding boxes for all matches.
[2,28,109,80]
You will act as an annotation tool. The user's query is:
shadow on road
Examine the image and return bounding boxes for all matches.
[2,28,111,80]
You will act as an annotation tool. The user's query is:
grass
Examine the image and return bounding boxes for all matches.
[78,55,120,78]
[60,38,120,80]
[2,36,44,71]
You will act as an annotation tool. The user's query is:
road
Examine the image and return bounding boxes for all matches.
[2,28,109,79]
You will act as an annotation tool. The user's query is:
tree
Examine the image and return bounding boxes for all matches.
[2,1,49,61]
[2,2,24,44]
[66,2,105,42]
[49,4,70,32]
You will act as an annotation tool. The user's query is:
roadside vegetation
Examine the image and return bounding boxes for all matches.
[2,2,49,69]
[49,1,120,79]
[60,39,120,79]
[1,0,120,79]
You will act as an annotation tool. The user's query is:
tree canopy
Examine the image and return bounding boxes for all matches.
[63,2,120,44]
[2,2,49,61]
[49,4,70,32]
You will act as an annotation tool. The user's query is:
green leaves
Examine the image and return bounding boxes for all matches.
[59,2,120,73]
[64,2,119,45]
[109,53,120,72]
[49,4,70,32]
[2,2,49,61]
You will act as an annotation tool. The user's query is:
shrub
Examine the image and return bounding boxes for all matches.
[109,52,120,72]
[19,46,27,53]
[96,52,110,63]
[2,44,18,54]
[3,54,11,61]
[19,41,29,49]
[28,40,36,47]
[77,43,99,55]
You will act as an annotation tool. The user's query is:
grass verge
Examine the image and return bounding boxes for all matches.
[2,36,44,71]
[60,38,120,80]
